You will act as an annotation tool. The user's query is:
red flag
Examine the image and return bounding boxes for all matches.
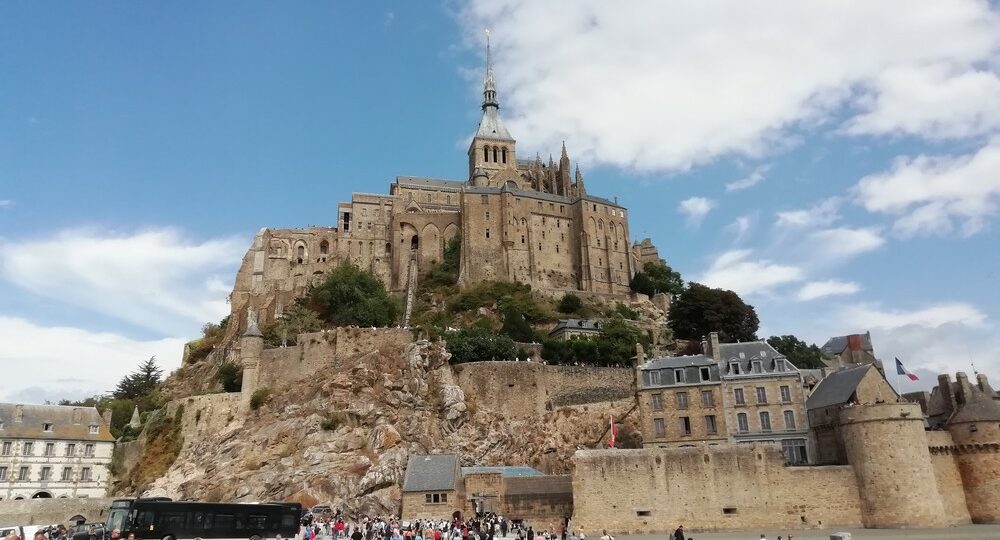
[609,415,616,448]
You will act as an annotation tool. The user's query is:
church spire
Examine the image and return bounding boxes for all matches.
[482,29,498,111]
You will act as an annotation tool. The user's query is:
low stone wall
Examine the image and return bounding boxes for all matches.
[0,498,114,527]
[454,362,633,418]
[572,445,863,534]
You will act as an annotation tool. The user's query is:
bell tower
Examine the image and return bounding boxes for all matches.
[468,30,517,182]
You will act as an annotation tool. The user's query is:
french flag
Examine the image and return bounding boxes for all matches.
[896,358,919,381]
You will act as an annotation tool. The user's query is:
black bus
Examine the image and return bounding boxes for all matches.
[106,498,301,540]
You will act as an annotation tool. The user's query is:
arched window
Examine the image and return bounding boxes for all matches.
[484,147,489,162]
[297,245,305,263]
[598,220,604,231]
[319,240,329,255]
[410,236,419,250]
[502,147,507,163]
[492,147,498,162]
[385,242,392,255]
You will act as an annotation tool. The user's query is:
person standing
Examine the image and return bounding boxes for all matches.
[672,526,684,540]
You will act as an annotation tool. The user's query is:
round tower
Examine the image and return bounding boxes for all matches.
[839,402,947,528]
[946,372,1000,524]
[471,167,489,187]
[238,316,264,413]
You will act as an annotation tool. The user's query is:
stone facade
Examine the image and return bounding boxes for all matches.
[0,404,114,500]
[224,44,657,337]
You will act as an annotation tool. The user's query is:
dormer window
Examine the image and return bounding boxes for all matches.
[88,425,99,435]
[42,423,53,432]
[649,371,661,385]
[775,359,787,372]
[752,361,763,374]
[761,350,768,357]
[674,369,686,384]
[729,362,741,375]
[700,367,711,381]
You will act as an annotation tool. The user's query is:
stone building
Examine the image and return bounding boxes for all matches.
[820,332,878,370]
[225,40,655,336]
[637,333,811,464]
[547,319,603,342]
[0,404,114,500]
[579,370,1000,533]
[401,456,573,524]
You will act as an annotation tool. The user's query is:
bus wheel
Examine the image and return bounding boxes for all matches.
[162,536,176,540]
[250,535,262,540]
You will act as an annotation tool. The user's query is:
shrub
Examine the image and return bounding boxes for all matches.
[444,328,518,363]
[216,361,243,392]
[630,261,684,297]
[302,263,396,327]
[557,293,583,314]
[448,281,545,322]
[423,236,461,288]
[249,388,270,410]
[614,302,638,320]
[320,416,340,431]
[500,305,536,342]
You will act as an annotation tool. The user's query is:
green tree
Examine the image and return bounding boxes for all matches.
[668,282,759,343]
[557,293,583,314]
[595,316,646,366]
[500,305,536,342]
[113,357,163,400]
[275,304,324,345]
[303,263,396,327]
[216,361,243,392]
[614,302,638,320]
[444,328,518,363]
[424,236,462,288]
[766,335,828,369]
[630,261,684,296]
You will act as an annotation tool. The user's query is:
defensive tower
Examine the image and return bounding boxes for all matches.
[944,372,1000,523]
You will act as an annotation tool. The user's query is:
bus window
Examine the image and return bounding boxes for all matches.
[107,510,128,533]
[281,514,297,530]
[160,512,185,530]
[135,511,155,531]
[188,512,213,529]
[248,515,267,530]
[215,515,235,530]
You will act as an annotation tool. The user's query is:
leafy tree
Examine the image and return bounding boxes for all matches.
[557,293,583,314]
[614,302,638,320]
[766,335,828,369]
[500,305,536,342]
[541,316,647,367]
[303,263,396,327]
[668,282,759,343]
[424,236,462,288]
[444,328,518,363]
[113,357,163,400]
[630,261,684,297]
[275,304,323,345]
[216,361,243,392]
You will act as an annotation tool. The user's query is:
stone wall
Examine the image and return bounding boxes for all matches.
[401,491,459,520]
[502,476,573,527]
[925,430,972,524]
[0,497,114,526]
[571,445,863,534]
[453,362,633,418]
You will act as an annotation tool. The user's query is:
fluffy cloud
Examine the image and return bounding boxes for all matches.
[725,214,755,243]
[699,249,803,296]
[678,197,715,226]
[775,197,842,229]
[843,302,986,330]
[460,1,1000,171]
[855,138,1000,237]
[726,166,768,192]
[0,228,244,335]
[0,200,13,209]
[0,316,185,403]
[797,280,860,301]
[806,227,885,259]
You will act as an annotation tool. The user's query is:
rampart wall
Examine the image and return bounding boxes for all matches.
[925,430,972,524]
[453,362,633,418]
[571,445,862,534]
[0,498,114,527]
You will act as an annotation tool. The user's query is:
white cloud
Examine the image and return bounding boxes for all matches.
[678,197,715,226]
[807,227,885,259]
[0,200,13,209]
[844,302,986,330]
[0,316,185,404]
[460,0,1000,171]
[726,166,768,192]
[855,138,1000,237]
[797,280,860,301]
[699,249,804,296]
[775,197,842,228]
[0,228,244,335]
[843,64,1000,139]
[725,214,756,243]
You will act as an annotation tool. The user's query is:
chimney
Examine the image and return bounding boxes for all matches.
[14,404,23,423]
[955,372,971,405]
[937,374,955,412]
[707,332,721,361]
[72,408,83,424]
[975,372,992,393]
[102,409,113,426]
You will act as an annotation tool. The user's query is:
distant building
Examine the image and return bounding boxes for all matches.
[821,332,877,370]
[0,404,114,500]
[637,332,812,464]
[402,455,572,523]
[548,319,603,341]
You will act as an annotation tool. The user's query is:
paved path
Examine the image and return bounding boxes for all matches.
[617,525,1000,540]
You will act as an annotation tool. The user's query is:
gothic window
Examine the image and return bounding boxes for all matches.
[502,147,507,163]
[411,236,419,250]
[385,242,391,255]
[297,245,305,263]
[520,218,527,227]
[319,240,329,255]
[493,147,498,162]
[598,220,604,231]
[484,147,489,162]
[447,194,452,204]
[486,229,491,239]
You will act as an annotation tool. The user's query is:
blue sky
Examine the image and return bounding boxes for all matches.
[2,1,999,403]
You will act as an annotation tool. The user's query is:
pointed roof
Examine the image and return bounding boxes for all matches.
[474,30,513,142]
[244,317,263,338]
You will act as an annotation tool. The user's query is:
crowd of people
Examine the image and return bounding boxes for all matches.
[296,512,572,540]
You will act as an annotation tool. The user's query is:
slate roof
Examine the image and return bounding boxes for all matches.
[718,342,798,375]
[461,466,543,478]
[395,176,466,190]
[821,333,873,355]
[549,319,603,335]
[642,355,715,371]
[0,403,113,442]
[402,454,459,493]
[475,106,514,141]
[806,364,874,410]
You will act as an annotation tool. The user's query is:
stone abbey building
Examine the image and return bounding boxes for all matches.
[227,41,648,334]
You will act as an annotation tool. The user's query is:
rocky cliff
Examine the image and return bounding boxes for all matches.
[120,332,638,515]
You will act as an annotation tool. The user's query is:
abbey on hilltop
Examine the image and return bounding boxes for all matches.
[228,39,656,333]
